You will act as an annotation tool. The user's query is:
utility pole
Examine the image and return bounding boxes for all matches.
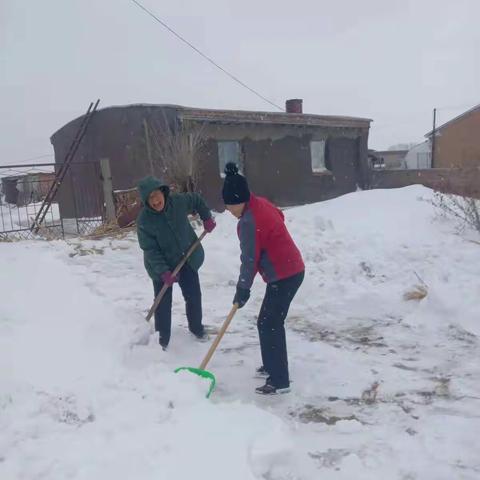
[100,158,116,222]
[431,108,437,168]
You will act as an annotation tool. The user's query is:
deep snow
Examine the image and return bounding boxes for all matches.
[1,185,479,479]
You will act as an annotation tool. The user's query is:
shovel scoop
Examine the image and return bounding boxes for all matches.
[175,304,239,398]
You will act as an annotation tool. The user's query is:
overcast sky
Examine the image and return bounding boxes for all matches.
[1,0,479,165]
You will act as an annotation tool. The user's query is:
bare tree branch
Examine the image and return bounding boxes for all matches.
[148,115,206,193]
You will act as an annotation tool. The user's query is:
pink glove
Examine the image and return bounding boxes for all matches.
[161,271,178,287]
[203,217,216,233]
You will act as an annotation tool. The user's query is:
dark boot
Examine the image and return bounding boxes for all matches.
[255,378,291,395]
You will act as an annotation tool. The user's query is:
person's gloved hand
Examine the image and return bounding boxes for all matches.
[203,217,216,233]
[233,287,250,308]
[161,271,178,287]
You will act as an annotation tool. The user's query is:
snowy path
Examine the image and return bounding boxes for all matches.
[1,186,480,479]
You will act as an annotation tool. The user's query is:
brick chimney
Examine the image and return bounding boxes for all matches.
[285,99,303,114]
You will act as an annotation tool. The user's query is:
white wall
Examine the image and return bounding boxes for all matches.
[405,141,432,169]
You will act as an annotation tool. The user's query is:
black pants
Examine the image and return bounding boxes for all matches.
[257,271,304,388]
[152,264,203,345]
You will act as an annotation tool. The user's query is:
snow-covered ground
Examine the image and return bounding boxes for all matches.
[1,185,479,479]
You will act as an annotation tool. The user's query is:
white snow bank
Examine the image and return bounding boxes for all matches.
[0,242,299,480]
[287,185,480,338]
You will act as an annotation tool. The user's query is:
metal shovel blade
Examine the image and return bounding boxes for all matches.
[174,367,216,398]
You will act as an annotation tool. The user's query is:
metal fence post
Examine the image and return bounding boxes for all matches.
[100,158,116,223]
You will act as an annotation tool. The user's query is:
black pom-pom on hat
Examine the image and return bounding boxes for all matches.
[224,162,239,176]
[222,162,250,205]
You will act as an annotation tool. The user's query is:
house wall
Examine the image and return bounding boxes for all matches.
[434,109,480,168]
[50,105,370,215]
[195,122,369,210]
[50,106,177,217]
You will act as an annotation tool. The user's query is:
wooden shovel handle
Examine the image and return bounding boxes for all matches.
[145,230,208,322]
[199,304,239,370]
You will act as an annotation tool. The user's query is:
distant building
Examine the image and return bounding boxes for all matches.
[426,103,480,168]
[404,141,431,169]
[1,172,55,207]
[368,149,407,170]
[50,100,372,214]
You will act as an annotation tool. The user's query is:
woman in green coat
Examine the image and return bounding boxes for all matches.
[137,176,216,349]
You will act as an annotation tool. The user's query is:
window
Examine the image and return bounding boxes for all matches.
[217,141,242,177]
[310,140,327,173]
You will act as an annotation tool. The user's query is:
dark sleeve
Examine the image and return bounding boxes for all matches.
[237,210,259,290]
[183,193,212,221]
[137,224,169,277]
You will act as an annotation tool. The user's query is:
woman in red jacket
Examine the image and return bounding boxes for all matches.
[222,163,305,395]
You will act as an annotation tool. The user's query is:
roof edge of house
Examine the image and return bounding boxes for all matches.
[425,102,480,137]
[50,103,372,142]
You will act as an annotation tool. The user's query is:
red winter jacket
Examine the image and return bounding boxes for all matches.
[236,194,304,289]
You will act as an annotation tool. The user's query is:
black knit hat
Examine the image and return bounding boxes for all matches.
[222,162,250,205]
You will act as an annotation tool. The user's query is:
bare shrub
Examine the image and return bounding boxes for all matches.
[149,116,206,193]
[431,191,480,234]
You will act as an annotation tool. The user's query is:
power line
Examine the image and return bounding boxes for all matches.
[130,0,283,112]
[11,153,54,163]
[436,101,477,111]
[372,99,478,131]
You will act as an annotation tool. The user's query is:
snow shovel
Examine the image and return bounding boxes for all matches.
[175,303,239,398]
[145,230,208,323]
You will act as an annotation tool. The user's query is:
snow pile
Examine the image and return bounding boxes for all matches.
[290,186,480,337]
[0,243,301,479]
[1,185,480,479]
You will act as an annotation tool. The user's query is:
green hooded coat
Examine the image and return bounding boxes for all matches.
[136,176,212,281]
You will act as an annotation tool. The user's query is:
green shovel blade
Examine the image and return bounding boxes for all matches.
[175,367,217,398]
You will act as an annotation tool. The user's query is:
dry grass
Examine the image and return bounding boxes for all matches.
[0,226,62,242]
[68,244,105,257]
[403,285,428,301]
[361,381,380,404]
[0,233,17,242]
[291,405,359,425]
[35,225,63,241]
[83,221,136,240]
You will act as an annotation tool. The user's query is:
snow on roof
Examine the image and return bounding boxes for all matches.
[52,103,372,138]
[177,105,371,128]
